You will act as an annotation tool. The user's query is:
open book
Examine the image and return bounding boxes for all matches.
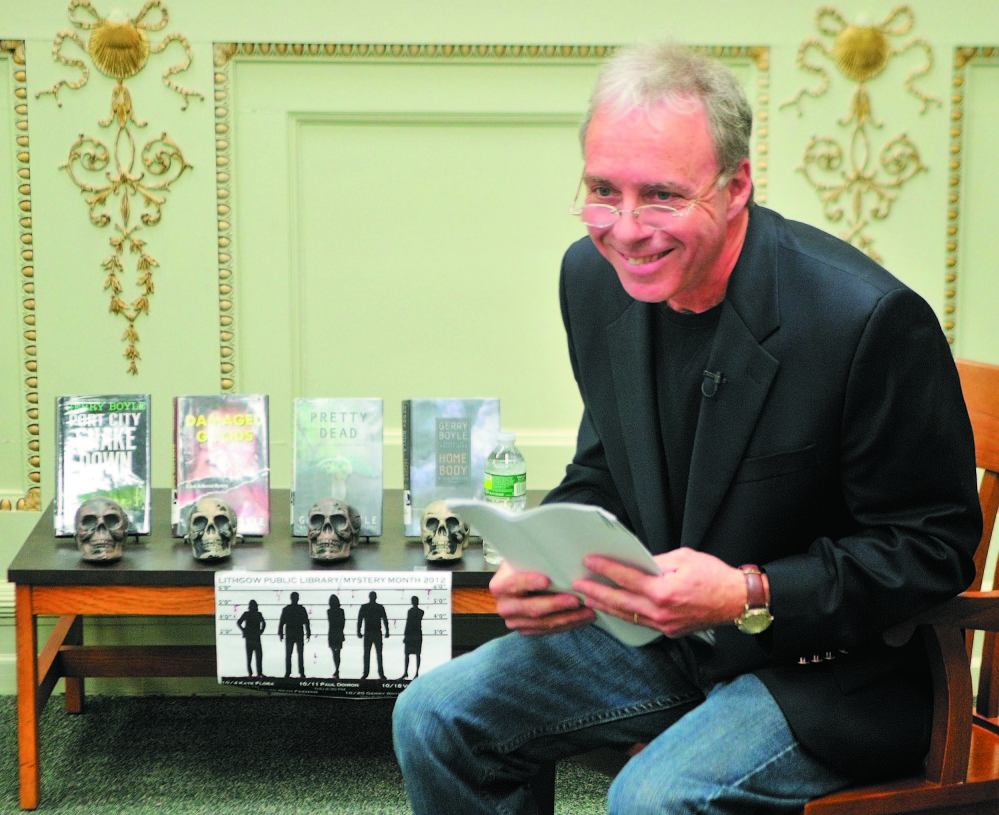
[446,499,664,646]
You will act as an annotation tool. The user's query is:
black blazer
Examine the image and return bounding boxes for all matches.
[544,205,982,778]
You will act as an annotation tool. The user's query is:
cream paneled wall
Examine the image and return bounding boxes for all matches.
[220,49,764,489]
[2,0,999,695]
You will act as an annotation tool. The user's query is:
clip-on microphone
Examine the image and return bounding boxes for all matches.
[701,370,727,398]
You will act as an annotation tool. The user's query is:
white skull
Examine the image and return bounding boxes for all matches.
[75,497,129,562]
[307,498,361,561]
[186,497,239,560]
[421,501,469,561]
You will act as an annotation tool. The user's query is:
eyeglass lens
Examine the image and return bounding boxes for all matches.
[577,204,687,229]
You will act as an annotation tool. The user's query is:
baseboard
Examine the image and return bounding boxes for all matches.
[0,653,15,695]
[0,582,13,619]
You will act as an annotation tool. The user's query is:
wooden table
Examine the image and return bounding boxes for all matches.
[7,488,509,810]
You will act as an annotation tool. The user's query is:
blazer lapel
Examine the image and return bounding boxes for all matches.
[606,301,671,549]
[680,207,781,550]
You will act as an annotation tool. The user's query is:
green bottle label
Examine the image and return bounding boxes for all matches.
[483,472,527,499]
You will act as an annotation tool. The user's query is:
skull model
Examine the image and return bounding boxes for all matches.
[307,498,362,561]
[421,501,470,561]
[74,497,129,562]
[186,497,240,560]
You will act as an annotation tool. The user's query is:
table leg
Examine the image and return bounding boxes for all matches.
[15,585,40,810]
[63,616,84,714]
[64,676,84,714]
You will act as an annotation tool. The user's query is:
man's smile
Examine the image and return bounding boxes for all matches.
[624,249,672,267]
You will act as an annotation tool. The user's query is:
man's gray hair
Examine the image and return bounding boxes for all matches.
[580,41,753,180]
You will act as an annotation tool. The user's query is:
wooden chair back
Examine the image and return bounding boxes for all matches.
[956,359,999,719]
[804,358,999,814]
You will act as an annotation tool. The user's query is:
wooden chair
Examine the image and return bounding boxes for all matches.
[803,357,999,814]
[532,358,999,815]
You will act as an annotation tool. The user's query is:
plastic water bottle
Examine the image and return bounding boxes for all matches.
[482,431,527,565]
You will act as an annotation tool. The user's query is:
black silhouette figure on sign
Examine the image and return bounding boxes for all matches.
[327,594,346,679]
[278,591,311,678]
[236,599,266,677]
[357,591,390,680]
[401,596,425,679]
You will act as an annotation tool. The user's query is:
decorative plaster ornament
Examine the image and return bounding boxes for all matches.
[833,15,891,83]
[780,5,939,263]
[88,10,151,80]
[421,501,469,561]
[75,496,129,562]
[307,498,361,561]
[36,0,202,374]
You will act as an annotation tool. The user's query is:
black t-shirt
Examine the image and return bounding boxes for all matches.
[653,301,722,544]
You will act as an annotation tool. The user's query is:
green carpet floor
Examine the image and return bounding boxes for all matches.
[0,695,612,813]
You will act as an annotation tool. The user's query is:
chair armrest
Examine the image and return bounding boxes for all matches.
[882,591,999,648]
[908,592,999,631]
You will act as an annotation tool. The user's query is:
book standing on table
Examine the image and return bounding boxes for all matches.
[291,397,384,538]
[54,393,152,535]
[401,398,500,536]
[173,394,271,537]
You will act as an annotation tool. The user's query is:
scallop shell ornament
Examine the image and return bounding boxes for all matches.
[89,18,150,80]
[833,24,890,82]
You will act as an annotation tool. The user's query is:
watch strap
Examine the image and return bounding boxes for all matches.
[740,564,767,610]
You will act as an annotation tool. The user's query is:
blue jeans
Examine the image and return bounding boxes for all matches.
[393,626,854,814]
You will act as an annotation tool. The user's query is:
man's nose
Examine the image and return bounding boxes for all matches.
[610,206,654,241]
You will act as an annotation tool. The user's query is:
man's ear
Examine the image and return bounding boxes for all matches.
[725,158,754,217]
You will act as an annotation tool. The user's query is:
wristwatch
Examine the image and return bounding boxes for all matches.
[735,564,773,634]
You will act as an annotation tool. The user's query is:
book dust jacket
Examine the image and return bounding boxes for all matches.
[55,394,152,535]
[173,394,270,537]
[401,398,500,536]
[292,398,384,538]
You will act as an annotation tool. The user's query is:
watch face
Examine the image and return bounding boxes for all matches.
[737,609,773,634]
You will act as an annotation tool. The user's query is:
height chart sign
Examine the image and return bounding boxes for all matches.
[215,571,452,699]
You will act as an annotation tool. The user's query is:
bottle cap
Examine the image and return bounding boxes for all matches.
[497,430,516,443]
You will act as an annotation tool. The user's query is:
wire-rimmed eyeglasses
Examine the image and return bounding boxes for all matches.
[569,171,726,229]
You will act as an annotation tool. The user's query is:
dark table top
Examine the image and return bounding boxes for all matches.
[7,489,527,589]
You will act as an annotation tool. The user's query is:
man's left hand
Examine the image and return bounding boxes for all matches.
[572,548,750,638]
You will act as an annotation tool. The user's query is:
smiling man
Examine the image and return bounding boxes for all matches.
[393,41,982,815]
[578,107,748,311]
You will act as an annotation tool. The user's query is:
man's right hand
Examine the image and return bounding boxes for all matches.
[489,561,596,636]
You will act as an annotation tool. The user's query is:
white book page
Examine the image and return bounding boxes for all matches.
[447,499,666,647]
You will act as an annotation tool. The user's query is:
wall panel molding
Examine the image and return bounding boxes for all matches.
[213,46,236,392]
[0,40,40,512]
[945,47,999,360]
[943,46,973,345]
